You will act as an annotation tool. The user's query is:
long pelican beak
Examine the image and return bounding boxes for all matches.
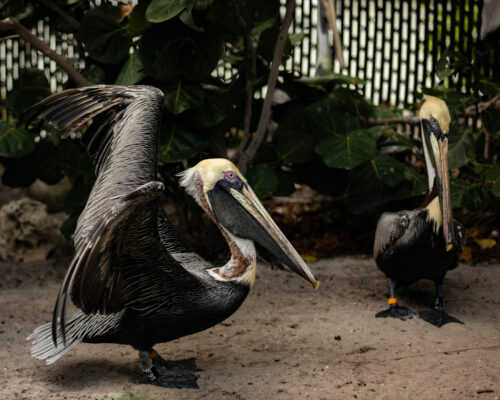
[207,182,319,288]
[423,120,455,251]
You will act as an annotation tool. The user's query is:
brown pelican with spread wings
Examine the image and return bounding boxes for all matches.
[25,85,318,388]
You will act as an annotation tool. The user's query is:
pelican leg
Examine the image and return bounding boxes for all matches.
[139,349,200,389]
[376,279,415,320]
[419,281,463,327]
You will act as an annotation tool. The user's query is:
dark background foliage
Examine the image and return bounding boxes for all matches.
[0,0,498,256]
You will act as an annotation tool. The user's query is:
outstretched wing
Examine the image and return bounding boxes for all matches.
[23,85,165,248]
[22,85,187,344]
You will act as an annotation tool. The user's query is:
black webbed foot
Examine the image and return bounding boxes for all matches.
[376,304,415,320]
[419,309,463,327]
[141,350,200,389]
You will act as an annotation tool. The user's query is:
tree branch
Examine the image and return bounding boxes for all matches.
[38,0,80,32]
[367,96,500,127]
[233,36,257,162]
[238,0,296,173]
[0,17,89,87]
[320,0,345,69]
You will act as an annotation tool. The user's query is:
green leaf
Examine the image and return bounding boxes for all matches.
[128,0,152,37]
[140,23,223,81]
[36,139,82,185]
[316,130,377,169]
[146,0,190,23]
[5,68,50,115]
[447,125,470,169]
[250,17,274,41]
[486,164,500,197]
[246,164,279,198]
[275,124,314,165]
[215,0,254,36]
[158,121,208,163]
[80,6,131,64]
[297,72,366,88]
[378,130,416,154]
[163,80,204,114]
[350,154,409,191]
[179,9,204,32]
[115,52,145,85]
[450,178,488,211]
[189,86,228,129]
[82,63,106,84]
[436,52,454,81]
[0,121,35,158]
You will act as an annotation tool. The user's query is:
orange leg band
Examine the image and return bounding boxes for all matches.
[388,297,397,305]
[149,349,158,360]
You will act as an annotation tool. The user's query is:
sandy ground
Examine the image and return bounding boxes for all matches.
[0,255,499,400]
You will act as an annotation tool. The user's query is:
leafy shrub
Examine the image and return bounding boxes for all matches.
[0,1,498,239]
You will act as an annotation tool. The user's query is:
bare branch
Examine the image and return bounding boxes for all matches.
[38,0,80,32]
[238,0,296,173]
[367,96,500,127]
[320,0,345,69]
[233,36,257,162]
[0,17,89,88]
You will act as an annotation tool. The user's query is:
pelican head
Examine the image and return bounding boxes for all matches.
[419,97,454,251]
[179,159,318,287]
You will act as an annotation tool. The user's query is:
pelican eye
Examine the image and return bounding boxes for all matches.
[223,170,243,189]
[224,170,237,181]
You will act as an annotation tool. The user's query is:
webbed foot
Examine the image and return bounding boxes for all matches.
[419,309,463,327]
[376,304,415,320]
[140,350,200,389]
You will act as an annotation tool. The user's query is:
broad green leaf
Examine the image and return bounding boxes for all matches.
[246,164,279,198]
[251,17,274,40]
[80,6,131,64]
[179,9,204,32]
[316,130,376,169]
[128,0,152,37]
[189,86,228,129]
[163,80,204,114]
[36,139,82,185]
[288,32,307,46]
[275,125,314,165]
[378,130,416,154]
[350,154,409,191]
[140,23,223,81]
[297,73,366,88]
[116,53,145,85]
[450,178,488,211]
[0,121,35,158]
[447,125,470,169]
[215,0,253,36]
[436,52,454,81]
[158,122,208,163]
[82,63,106,84]
[5,68,50,115]
[146,0,190,23]
[485,164,500,197]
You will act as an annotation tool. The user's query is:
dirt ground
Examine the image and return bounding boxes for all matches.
[1,255,499,400]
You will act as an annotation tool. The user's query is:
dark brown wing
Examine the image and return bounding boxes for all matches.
[22,85,178,344]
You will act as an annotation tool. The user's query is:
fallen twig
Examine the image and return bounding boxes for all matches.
[0,17,89,87]
[344,344,500,364]
[237,0,296,173]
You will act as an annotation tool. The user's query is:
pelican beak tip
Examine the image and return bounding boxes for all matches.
[446,243,454,252]
[312,280,320,290]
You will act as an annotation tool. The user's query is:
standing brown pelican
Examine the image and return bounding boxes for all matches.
[24,85,318,388]
[373,97,464,327]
